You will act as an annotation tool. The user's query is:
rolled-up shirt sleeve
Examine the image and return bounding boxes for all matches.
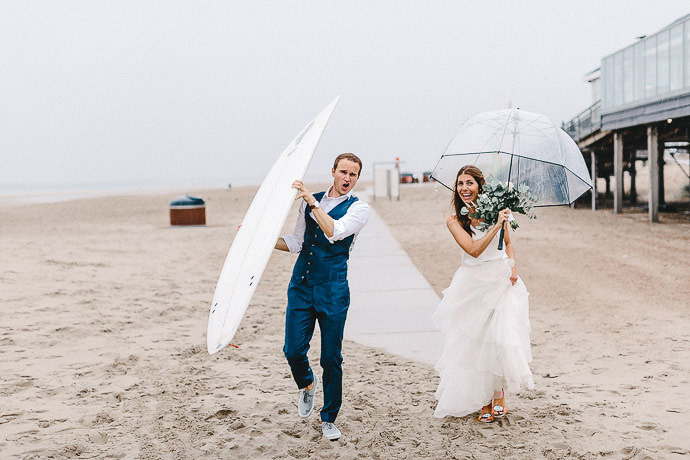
[282,202,307,254]
[327,200,371,243]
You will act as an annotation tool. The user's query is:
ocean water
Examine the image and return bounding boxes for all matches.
[0,171,340,205]
[0,178,256,205]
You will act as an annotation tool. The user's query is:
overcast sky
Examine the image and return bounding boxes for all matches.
[1,1,689,190]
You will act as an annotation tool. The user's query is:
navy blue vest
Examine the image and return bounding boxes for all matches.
[290,191,359,286]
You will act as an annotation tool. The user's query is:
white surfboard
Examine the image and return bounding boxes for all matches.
[207,96,340,354]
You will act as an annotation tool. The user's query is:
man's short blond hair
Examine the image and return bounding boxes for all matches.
[333,153,362,177]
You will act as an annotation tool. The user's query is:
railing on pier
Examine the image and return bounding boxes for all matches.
[562,100,601,142]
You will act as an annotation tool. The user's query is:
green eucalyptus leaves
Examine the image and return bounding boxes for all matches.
[462,178,537,231]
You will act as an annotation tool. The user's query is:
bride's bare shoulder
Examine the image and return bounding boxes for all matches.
[447,215,468,234]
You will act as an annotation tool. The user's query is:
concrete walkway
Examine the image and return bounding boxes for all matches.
[344,195,443,366]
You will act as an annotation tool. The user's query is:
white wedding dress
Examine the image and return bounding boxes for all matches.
[433,225,534,418]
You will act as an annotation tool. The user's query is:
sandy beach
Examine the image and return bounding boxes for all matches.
[1,183,689,459]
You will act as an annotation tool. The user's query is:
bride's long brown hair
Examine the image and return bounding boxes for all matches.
[452,165,486,236]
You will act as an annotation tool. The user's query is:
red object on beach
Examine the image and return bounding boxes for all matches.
[229,343,239,348]
[400,173,418,184]
[169,195,206,226]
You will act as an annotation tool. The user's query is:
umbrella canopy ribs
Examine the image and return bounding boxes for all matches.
[432,109,592,207]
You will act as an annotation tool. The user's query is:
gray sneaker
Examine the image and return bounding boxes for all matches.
[297,374,318,418]
[321,422,341,440]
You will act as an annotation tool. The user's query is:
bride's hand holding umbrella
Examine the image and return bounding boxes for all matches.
[494,207,511,249]
[496,208,511,226]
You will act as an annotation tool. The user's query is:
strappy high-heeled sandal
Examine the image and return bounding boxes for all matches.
[478,404,494,423]
[492,391,507,418]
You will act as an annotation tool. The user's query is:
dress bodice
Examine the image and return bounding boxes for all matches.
[461,225,507,266]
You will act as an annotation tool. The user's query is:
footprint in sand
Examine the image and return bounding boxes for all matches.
[92,411,115,425]
[88,431,108,445]
[60,444,86,457]
[281,428,302,438]
[662,446,690,455]
[0,413,21,424]
[206,408,235,420]
[230,421,245,430]
[619,446,642,457]
[550,442,571,450]
[287,447,312,459]
[636,421,666,433]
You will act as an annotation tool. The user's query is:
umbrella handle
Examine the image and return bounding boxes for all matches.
[497,225,505,250]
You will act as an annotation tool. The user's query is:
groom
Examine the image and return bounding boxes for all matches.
[275,153,370,441]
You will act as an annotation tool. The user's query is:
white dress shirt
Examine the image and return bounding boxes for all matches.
[282,186,370,254]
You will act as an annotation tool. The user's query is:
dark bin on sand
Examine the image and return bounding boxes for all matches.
[170,195,206,226]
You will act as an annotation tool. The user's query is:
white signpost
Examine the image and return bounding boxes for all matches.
[373,161,401,201]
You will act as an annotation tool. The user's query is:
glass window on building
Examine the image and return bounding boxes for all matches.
[685,19,690,87]
[670,23,683,91]
[645,35,657,98]
[623,47,634,103]
[657,29,670,95]
[604,55,615,109]
[634,41,645,101]
[614,51,624,106]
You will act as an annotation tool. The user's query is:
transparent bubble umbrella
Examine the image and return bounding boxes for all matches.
[431,109,592,207]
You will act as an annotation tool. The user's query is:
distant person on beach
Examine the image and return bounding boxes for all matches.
[433,165,534,423]
[275,153,370,440]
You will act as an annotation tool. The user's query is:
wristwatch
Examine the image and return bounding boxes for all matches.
[309,201,320,210]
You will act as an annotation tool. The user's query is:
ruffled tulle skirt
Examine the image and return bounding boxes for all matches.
[433,258,534,418]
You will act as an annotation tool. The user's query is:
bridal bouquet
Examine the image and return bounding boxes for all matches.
[461,178,536,231]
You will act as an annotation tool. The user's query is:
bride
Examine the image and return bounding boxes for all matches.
[433,165,534,423]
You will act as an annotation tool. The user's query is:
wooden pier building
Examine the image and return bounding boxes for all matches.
[564,14,690,222]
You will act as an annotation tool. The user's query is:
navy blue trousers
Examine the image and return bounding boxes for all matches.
[283,279,350,423]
